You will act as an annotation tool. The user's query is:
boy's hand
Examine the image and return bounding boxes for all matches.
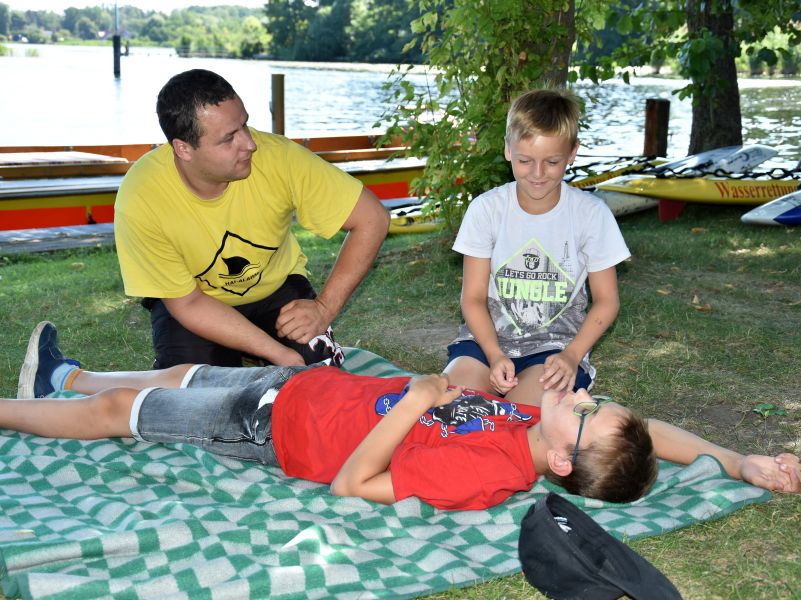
[408,374,463,409]
[539,351,579,391]
[740,453,801,493]
[489,356,518,395]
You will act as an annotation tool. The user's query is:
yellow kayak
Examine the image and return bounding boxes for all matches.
[388,204,444,234]
[596,175,799,205]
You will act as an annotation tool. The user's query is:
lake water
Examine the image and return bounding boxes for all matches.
[2,43,800,168]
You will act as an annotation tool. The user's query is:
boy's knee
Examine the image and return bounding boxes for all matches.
[92,388,137,429]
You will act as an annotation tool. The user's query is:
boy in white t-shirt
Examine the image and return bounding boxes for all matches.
[445,88,629,406]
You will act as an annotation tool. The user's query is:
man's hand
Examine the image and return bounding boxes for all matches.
[269,345,305,366]
[740,453,801,493]
[539,350,579,392]
[276,298,332,343]
[489,356,518,395]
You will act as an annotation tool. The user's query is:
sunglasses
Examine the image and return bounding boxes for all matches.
[570,395,612,466]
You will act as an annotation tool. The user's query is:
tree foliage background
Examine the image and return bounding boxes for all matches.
[379,0,602,226]
[379,0,800,225]
[2,0,798,196]
[596,0,801,152]
[0,1,423,63]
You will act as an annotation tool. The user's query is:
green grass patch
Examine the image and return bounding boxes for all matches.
[1,203,800,598]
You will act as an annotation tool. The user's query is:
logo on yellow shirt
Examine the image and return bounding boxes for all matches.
[195,231,278,297]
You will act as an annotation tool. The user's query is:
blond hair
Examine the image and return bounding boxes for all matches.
[506,88,581,146]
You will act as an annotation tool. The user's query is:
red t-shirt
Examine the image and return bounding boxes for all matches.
[271,367,540,510]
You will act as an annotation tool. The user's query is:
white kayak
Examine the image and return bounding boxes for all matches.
[740,190,801,226]
[648,144,777,176]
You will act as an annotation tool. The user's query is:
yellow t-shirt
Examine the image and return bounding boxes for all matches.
[114,130,363,306]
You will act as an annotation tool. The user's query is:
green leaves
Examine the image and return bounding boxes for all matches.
[751,403,788,418]
[379,0,576,228]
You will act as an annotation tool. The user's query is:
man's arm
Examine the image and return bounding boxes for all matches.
[648,418,800,493]
[276,187,389,343]
[163,287,303,365]
[330,375,462,504]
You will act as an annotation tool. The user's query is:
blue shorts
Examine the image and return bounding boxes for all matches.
[446,340,592,391]
[129,364,314,465]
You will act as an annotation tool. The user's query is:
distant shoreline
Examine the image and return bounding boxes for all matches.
[5,42,800,85]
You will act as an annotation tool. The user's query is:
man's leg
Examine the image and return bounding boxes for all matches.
[148,300,243,369]
[241,275,344,366]
[146,275,343,369]
[0,388,136,439]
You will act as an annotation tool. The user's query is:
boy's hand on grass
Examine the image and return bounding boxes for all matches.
[539,351,578,392]
[740,453,801,493]
[489,356,517,395]
[775,453,801,492]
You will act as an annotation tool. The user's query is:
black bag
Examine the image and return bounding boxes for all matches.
[518,493,682,600]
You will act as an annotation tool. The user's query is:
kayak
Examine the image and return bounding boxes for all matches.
[741,190,801,226]
[593,143,797,206]
[595,175,798,205]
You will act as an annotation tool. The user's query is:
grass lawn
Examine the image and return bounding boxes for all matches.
[1,203,799,599]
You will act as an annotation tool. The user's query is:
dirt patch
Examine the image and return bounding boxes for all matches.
[404,323,458,355]
[693,403,799,456]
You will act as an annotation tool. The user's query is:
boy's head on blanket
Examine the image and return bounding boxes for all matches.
[535,388,657,503]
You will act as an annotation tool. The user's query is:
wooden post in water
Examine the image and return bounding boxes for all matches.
[643,98,683,221]
[271,74,285,135]
[112,2,121,78]
[643,98,669,157]
[113,35,121,78]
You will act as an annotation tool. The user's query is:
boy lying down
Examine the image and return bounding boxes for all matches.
[11,322,800,511]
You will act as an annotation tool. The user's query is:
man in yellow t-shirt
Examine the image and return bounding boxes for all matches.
[115,69,389,369]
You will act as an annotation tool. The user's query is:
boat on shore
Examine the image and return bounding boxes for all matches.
[4,140,795,232]
[387,145,792,233]
[0,137,662,232]
[0,136,424,231]
[595,173,799,205]
[590,144,800,221]
[741,190,801,226]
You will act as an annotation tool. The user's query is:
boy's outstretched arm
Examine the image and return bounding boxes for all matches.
[330,375,463,504]
[648,418,800,493]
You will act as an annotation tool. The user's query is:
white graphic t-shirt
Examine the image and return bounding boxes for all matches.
[451,181,630,375]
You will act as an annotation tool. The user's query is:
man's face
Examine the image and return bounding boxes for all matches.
[185,95,257,185]
[539,388,627,457]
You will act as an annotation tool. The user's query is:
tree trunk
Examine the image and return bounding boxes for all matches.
[526,0,575,87]
[686,0,743,154]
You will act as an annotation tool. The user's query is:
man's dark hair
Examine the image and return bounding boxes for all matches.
[545,411,657,503]
[156,69,237,147]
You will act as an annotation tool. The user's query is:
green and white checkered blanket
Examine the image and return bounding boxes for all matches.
[0,348,771,599]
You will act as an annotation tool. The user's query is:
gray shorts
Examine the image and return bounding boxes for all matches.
[129,364,310,465]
